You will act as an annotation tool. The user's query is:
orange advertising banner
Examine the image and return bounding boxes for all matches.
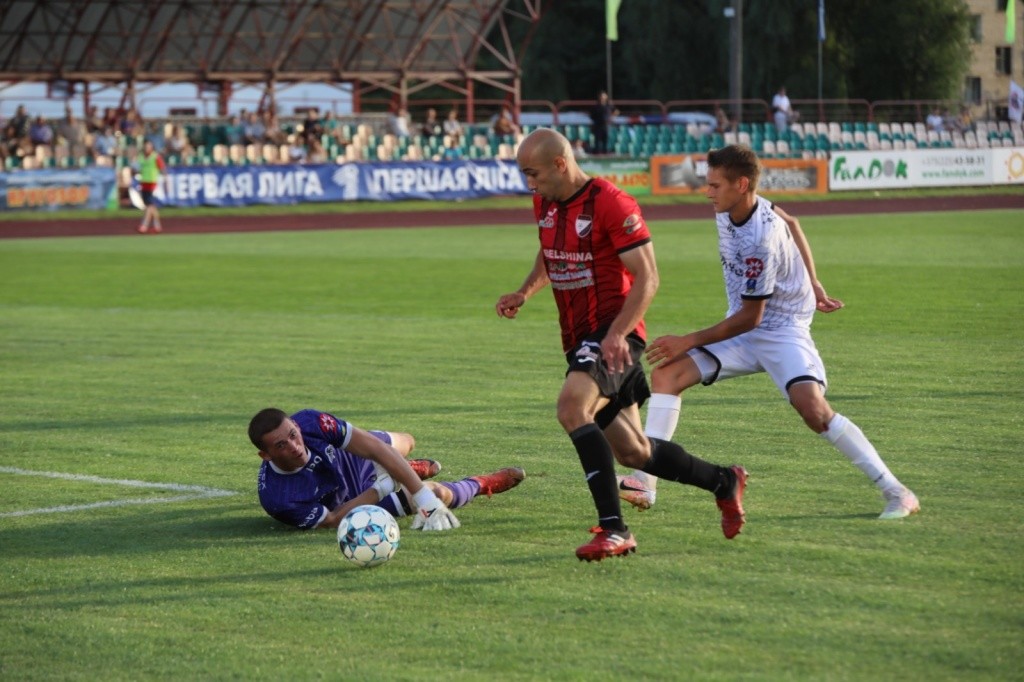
[651,155,829,195]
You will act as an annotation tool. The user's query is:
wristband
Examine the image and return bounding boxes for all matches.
[412,486,440,510]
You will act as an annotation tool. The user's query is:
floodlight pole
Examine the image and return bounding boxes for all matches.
[606,39,613,100]
[727,0,743,124]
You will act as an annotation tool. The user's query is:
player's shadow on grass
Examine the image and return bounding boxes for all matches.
[1,411,244,433]
[0,500,290,559]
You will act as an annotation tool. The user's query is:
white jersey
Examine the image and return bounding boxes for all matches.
[715,195,815,330]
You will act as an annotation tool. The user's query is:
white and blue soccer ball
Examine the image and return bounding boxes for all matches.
[337,505,400,568]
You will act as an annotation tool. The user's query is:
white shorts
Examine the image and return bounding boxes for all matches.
[688,326,827,399]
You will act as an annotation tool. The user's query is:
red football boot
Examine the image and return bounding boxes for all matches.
[716,465,748,539]
[408,459,441,480]
[471,467,525,497]
[575,526,637,562]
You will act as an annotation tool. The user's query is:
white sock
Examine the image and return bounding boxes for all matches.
[645,393,682,440]
[632,393,683,492]
[821,413,902,493]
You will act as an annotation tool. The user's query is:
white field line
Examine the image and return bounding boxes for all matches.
[0,466,237,518]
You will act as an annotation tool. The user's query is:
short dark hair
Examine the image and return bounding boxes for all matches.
[707,144,761,191]
[248,408,288,450]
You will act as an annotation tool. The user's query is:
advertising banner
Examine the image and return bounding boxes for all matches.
[143,159,530,207]
[0,166,117,211]
[650,155,828,195]
[828,149,996,190]
[578,158,651,196]
[990,147,1024,185]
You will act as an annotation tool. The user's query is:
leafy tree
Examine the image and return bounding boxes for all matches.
[509,0,972,108]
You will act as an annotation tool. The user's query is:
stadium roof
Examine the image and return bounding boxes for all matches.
[0,0,549,110]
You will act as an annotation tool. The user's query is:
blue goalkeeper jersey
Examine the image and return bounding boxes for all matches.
[257,409,385,530]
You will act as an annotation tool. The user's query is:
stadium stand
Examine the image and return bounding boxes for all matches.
[3,103,1023,173]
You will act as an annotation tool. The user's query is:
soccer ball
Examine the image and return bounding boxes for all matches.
[337,505,400,568]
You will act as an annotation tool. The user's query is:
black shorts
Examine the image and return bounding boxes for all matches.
[565,329,651,429]
[141,189,156,206]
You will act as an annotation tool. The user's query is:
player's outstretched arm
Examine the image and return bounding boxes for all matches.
[774,205,844,313]
[646,299,766,367]
[348,428,460,531]
[496,249,550,318]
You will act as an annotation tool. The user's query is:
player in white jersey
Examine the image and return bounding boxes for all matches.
[620,144,919,523]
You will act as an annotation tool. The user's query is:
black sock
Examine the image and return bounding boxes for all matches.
[569,423,627,533]
[643,438,734,498]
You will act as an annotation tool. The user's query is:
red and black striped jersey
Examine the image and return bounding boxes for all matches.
[532,177,652,351]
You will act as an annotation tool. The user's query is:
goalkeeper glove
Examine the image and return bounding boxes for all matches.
[410,486,460,531]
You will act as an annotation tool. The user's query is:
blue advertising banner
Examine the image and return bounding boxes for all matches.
[144,159,530,207]
[0,167,117,211]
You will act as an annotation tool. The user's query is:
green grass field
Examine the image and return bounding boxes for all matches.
[1,208,1022,680]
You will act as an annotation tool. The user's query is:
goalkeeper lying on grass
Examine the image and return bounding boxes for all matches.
[247,407,524,531]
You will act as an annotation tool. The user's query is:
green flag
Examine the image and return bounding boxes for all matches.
[1008,0,1017,44]
[607,0,622,41]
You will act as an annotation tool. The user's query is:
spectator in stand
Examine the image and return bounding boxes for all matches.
[287,136,308,163]
[57,106,88,161]
[2,107,31,164]
[300,108,323,144]
[590,91,616,154]
[434,134,464,161]
[29,115,54,151]
[120,107,143,140]
[143,121,165,155]
[85,105,104,134]
[389,108,412,139]
[420,107,444,139]
[953,106,973,133]
[926,107,945,133]
[321,110,348,147]
[102,107,121,131]
[443,108,464,143]
[224,114,245,146]
[263,110,287,145]
[164,124,194,161]
[772,86,795,134]
[572,138,589,158]
[306,137,328,164]
[492,103,520,137]
[715,106,735,134]
[92,126,118,160]
[8,105,31,141]
[242,111,266,146]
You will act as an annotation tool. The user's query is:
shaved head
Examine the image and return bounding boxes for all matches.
[517,127,572,166]
[516,127,587,202]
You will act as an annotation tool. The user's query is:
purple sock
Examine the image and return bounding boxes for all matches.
[439,478,481,509]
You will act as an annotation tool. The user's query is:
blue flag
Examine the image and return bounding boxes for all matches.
[818,0,826,42]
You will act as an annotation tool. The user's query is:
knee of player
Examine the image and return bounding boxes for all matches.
[650,366,690,394]
[555,401,592,433]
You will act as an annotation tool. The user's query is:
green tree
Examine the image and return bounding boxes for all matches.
[510,0,972,108]
[831,0,972,100]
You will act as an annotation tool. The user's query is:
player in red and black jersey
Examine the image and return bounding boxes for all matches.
[496,128,747,561]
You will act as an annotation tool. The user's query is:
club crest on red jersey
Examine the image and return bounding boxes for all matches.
[575,215,592,237]
[623,213,643,234]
